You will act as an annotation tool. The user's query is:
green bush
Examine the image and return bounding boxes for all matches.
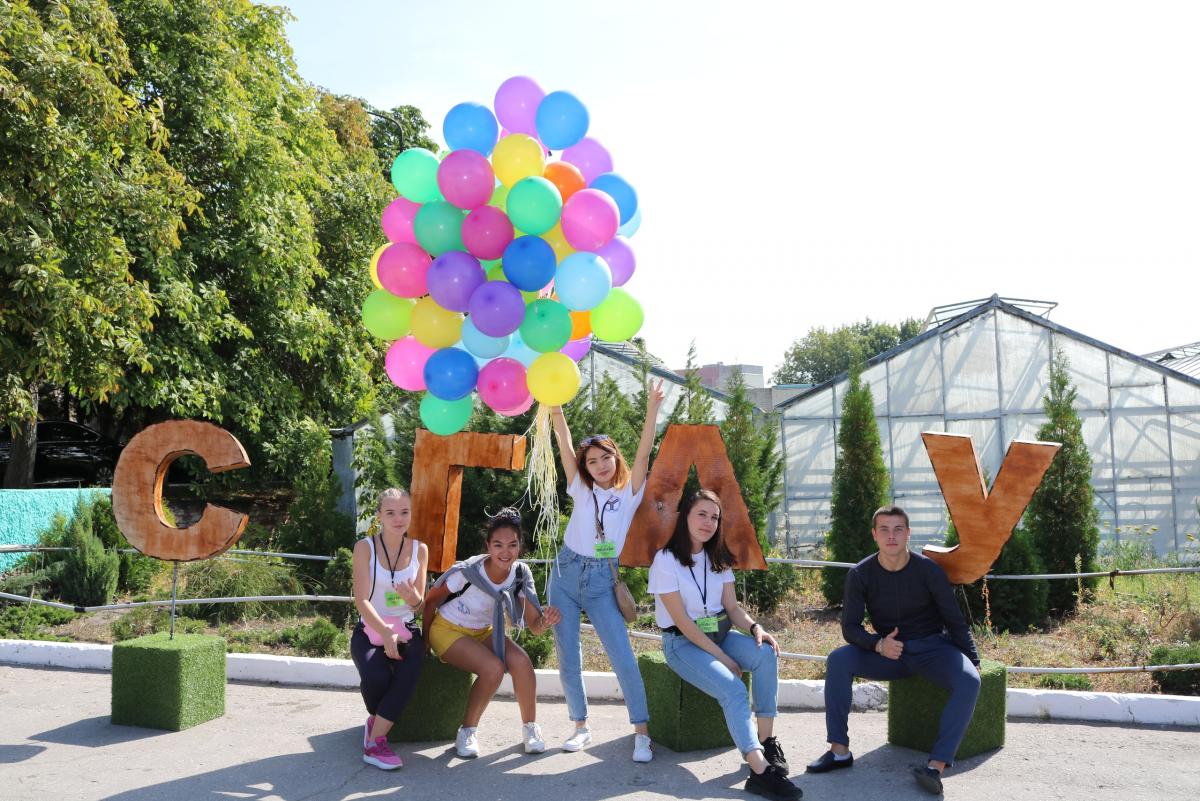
[111,605,207,641]
[946,525,1048,633]
[282,617,346,658]
[739,550,802,614]
[59,501,119,608]
[319,547,356,626]
[1150,643,1200,696]
[91,496,161,594]
[180,558,302,623]
[0,603,78,640]
[1037,674,1094,691]
[514,627,554,668]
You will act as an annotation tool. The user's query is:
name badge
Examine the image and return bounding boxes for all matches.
[696,616,719,633]
[594,541,617,559]
[385,589,406,611]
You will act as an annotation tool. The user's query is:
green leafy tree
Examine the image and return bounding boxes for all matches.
[1026,347,1100,616]
[365,103,438,179]
[0,0,198,486]
[772,317,923,385]
[822,363,890,605]
[59,500,120,608]
[667,341,716,426]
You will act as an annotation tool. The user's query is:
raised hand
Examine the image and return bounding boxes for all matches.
[878,627,904,660]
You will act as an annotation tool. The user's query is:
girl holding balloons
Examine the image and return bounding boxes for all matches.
[548,378,665,761]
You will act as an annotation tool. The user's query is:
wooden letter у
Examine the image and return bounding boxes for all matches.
[111,420,251,562]
[920,432,1060,585]
[410,429,527,572]
[622,424,766,569]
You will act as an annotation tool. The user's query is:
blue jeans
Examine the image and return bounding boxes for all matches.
[824,634,980,765]
[662,630,779,756]
[549,548,649,725]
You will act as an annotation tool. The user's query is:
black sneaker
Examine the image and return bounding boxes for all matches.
[805,750,853,773]
[745,764,802,800]
[760,736,789,774]
[912,765,943,795]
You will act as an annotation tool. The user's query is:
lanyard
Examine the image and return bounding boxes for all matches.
[377,532,408,586]
[687,551,709,614]
[591,493,619,541]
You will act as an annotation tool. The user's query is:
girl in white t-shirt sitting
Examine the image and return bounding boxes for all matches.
[647,489,801,801]
[423,508,562,759]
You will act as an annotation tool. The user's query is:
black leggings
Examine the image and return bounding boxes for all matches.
[349,623,424,723]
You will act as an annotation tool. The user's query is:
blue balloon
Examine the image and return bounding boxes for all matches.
[617,206,642,238]
[424,347,479,400]
[501,236,556,291]
[444,102,500,156]
[554,252,613,311]
[535,91,589,150]
[461,318,510,359]
[590,172,638,225]
[501,331,540,368]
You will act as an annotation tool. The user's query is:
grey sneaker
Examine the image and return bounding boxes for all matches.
[562,727,592,752]
[523,722,546,754]
[455,726,479,758]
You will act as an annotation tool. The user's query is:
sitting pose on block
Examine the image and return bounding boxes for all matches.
[807,504,981,796]
[648,489,802,801]
[423,508,562,759]
[351,487,429,770]
[546,379,664,761]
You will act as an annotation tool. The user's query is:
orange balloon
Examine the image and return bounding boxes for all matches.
[570,310,591,341]
[544,161,586,203]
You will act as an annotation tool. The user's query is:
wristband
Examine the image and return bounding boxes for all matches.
[875,637,884,654]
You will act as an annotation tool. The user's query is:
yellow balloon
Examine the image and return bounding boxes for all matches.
[492,134,546,188]
[368,242,388,289]
[410,296,464,348]
[527,352,581,406]
[541,222,576,263]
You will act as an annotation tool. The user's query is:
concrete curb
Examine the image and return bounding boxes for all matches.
[4,639,1197,726]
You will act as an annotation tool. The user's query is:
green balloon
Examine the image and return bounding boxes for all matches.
[488,184,509,211]
[413,201,465,257]
[506,177,562,236]
[589,288,644,342]
[390,148,441,203]
[519,298,572,352]
[419,393,474,436]
[361,290,414,340]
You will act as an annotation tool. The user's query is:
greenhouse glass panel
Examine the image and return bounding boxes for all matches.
[783,498,832,549]
[891,416,943,491]
[1112,411,1172,480]
[892,493,951,546]
[943,311,1001,416]
[1080,412,1113,487]
[1109,356,1165,409]
[783,420,836,490]
[1115,479,1176,553]
[1169,413,1200,489]
[863,362,889,416]
[1166,376,1200,409]
[1056,335,1109,410]
[785,388,835,420]
[998,311,1051,412]
[888,337,943,416]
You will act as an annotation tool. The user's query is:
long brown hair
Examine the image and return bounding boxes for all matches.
[574,436,631,490]
[662,489,733,571]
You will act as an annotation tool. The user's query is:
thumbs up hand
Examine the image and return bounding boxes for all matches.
[877,627,904,660]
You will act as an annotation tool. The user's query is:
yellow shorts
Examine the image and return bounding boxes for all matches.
[428,613,492,661]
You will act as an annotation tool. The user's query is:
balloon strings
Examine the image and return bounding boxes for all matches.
[525,404,560,562]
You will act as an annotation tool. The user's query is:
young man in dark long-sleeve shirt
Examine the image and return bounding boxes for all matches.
[806,505,981,796]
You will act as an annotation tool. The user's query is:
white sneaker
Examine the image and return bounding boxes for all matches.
[523,722,546,754]
[561,727,592,752]
[632,733,653,763]
[455,726,479,758]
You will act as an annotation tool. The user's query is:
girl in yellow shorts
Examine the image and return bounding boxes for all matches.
[423,509,561,758]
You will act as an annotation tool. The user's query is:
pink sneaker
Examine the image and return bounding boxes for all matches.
[363,736,403,770]
[363,715,375,748]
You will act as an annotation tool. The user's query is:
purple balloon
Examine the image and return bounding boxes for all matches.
[596,235,636,287]
[561,137,613,184]
[427,251,485,312]
[561,334,592,362]
[467,280,525,337]
[494,76,544,136]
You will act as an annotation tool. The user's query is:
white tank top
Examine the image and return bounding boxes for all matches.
[361,536,418,623]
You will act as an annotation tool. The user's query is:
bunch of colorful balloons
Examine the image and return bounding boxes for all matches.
[361,76,644,435]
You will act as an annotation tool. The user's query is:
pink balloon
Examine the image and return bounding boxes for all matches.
[561,334,592,362]
[381,197,420,243]
[385,336,435,391]
[561,137,613,184]
[560,189,620,251]
[477,357,530,411]
[437,150,495,210]
[462,206,515,260]
[376,243,431,298]
[495,394,535,417]
[596,236,636,287]
[495,76,545,136]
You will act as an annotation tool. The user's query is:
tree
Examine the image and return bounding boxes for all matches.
[822,363,891,605]
[1,0,197,486]
[667,341,715,425]
[1026,347,1100,616]
[772,317,923,385]
[365,103,438,180]
[945,518,1048,633]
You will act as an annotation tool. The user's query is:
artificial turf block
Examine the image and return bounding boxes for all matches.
[388,652,475,742]
[111,633,226,731]
[887,659,1007,760]
[639,650,750,752]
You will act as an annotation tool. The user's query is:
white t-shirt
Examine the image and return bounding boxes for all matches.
[437,559,536,630]
[562,472,646,558]
[361,536,418,624]
[647,548,735,629]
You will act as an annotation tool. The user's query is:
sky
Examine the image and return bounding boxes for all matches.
[279,0,1200,378]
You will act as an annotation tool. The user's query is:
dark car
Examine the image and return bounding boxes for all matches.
[0,420,122,487]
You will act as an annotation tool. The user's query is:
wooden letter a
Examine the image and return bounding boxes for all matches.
[920,432,1060,585]
[623,424,766,569]
[410,429,526,572]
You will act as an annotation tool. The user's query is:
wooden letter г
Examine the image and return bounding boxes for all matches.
[411,429,527,572]
[111,420,251,562]
[622,424,766,570]
[921,432,1060,585]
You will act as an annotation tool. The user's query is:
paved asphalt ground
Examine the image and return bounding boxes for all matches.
[1,665,1197,801]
